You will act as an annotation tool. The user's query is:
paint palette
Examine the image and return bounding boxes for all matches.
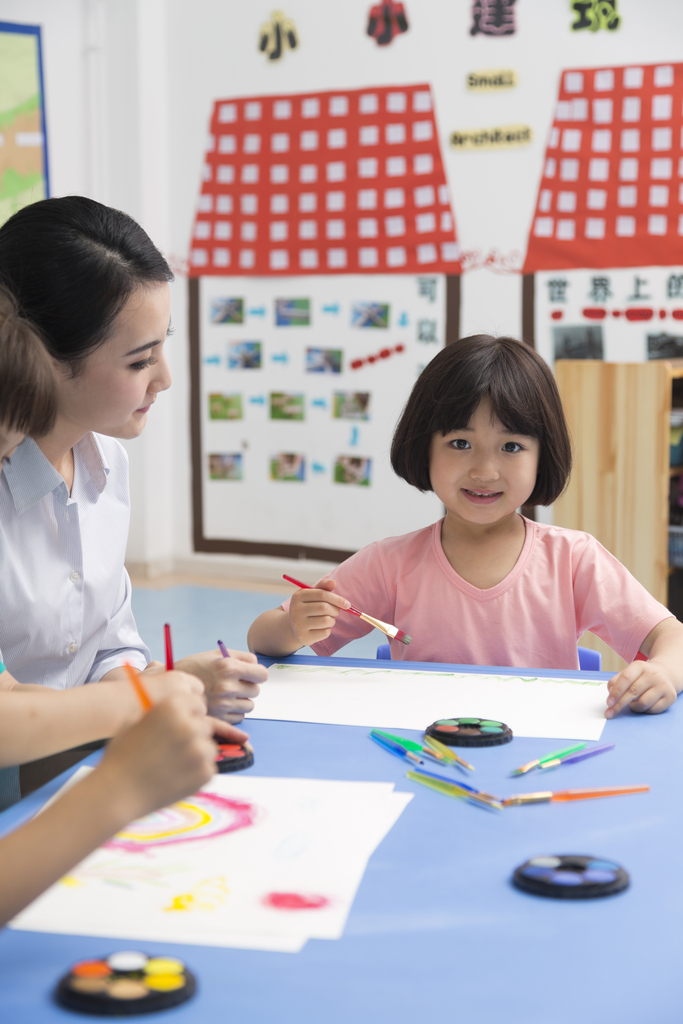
[55,951,196,1015]
[215,741,254,773]
[426,717,512,747]
[512,855,629,900]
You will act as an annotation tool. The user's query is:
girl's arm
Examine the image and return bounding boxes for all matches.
[0,689,216,928]
[248,578,350,656]
[606,617,683,718]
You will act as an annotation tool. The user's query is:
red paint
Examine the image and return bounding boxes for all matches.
[351,344,406,371]
[434,724,459,732]
[551,310,563,320]
[216,744,245,760]
[660,309,667,319]
[582,308,606,320]
[350,358,364,369]
[395,344,405,353]
[625,308,653,321]
[379,348,391,358]
[263,892,330,910]
[612,310,621,317]
[673,310,683,320]
[72,961,112,979]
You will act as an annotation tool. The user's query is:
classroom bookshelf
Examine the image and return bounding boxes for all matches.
[554,358,683,673]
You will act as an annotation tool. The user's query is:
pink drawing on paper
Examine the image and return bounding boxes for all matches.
[106,793,257,852]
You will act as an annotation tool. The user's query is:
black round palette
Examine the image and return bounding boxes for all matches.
[512,855,629,899]
[215,741,254,773]
[55,951,196,1015]
[426,717,513,747]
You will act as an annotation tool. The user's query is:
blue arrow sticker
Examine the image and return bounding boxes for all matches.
[271,352,289,364]
[349,426,359,447]
[248,395,266,405]
[204,355,221,365]
[322,303,340,315]
[397,311,409,327]
[311,398,328,409]
[312,462,327,473]
[249,306,266,316]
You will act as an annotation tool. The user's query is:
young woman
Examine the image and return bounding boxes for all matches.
[248,335,683,718]
[0,197,266,734]
[0,287,232,925]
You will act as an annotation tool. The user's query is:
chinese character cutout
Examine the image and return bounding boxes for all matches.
[417,319,437,343]
[366,2,409,46]
[259,10,298,61]
[470,0,516,37]
[570,1,620,32]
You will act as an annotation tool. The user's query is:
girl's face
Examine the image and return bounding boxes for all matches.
[429,398,540,526]
[54,282,172,440]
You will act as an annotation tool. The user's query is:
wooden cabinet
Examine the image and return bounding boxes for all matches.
[554,359,683,672]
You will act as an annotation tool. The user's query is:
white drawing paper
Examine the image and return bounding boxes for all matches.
[251,664,609,741]
[11,775,412,953]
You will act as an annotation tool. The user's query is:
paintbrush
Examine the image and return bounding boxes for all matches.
[406,770,502,811]
[370,732,424,766]
[411,766,502,805]
[538,743,615,771]
[502,784,649,807]
[283,574,411,645]
[422,734,475,772]
[510,742,587,776]
[372,729,446,763]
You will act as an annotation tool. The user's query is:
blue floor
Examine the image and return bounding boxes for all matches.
[131,585,382,663]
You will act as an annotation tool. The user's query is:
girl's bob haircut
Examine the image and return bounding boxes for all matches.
[0,287,56,437]
[391,334,572,507]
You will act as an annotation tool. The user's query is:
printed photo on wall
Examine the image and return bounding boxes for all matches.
[275,299,311,326]
[553,325,604,361]
[228,341,262,369]
[351,303,390,329]
[208,393,243,420]
[333,392,371,420]
[306,347,343,374]
[211,298,244,324]
[208,453,243,480]
[270,392,305,420]
[270,452,305,481]
[334,456,371,486]
[648,333,683,360]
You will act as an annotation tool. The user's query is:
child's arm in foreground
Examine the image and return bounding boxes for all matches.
[0,687,218,928]
[247,579,350,656]
[606,617,683,717]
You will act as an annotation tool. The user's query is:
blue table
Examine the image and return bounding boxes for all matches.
[1,655,681,1024]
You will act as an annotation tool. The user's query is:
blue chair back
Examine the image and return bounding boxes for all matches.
[376,642,602,671]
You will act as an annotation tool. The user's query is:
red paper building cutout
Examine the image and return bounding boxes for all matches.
[189,83,460,276]
[524,62,683,272]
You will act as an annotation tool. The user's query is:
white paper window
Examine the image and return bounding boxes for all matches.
[564,72,584,93]
[594,69,614,91]
[587,189,607,209]
[218,135,236,153]
[218,103,237,123]
[271,194,289,214]
[273,100,292,120]
[301,97,320,118]
[244,101,262,120]
[623,67,644,89]
[299,249,318,268]
[441,211,453,231]
[358,158,378,178]
[620,129,640,153]
[413,90,432,112]
[562,129,582,152]
[414,185,435,207]
[240,195,258,214]
[300,164,318,183]
[572,98,588,120]
[194,221,211,239]
[534,217,554,237]
[386,123,406,145]
[386,156,407,177]
[327,129,347,149]
[441,242,460,261]
[539,189,553,212]
[654,65,674,87]
[417,243,437,264]
[386,246,407,266]
[298,220,318,239]
[412,121,433,142]
[191,249,208,265]
[585,218,605,239]
[556,220,576,240]
[357,189,377,209]
[385,215,406,237]
[589,159,610,181]
[384,188,405,208]
[544,158,557,178]
[214,222,232,239]
[651,158,673,179]
[619,158,639,181]
[216,165,235,183]
[244,134,261,153]
[616,216,636,236]
[216,195,232,213]
[241,165,259,183]
[299,193,317,212]
[213,249,230,267]
[413,154,433,175]
[557,191,577,212]
[592,130,611,153]
[239,249,255,268]
[325,219,345,239]
[652,95,673,121]
[548,127,560,150]
[240,222,257,241]
[653,127,672,151]
[270,222,288,241]
[271,165,289,183]
[416,212,436,233]
[326,161,346,182]
[359,125,379,146]
[387,92,407,113]
[592,99,613,124]
[326,191,345,211]
[269,250,288,270]
[358,247,378,267]
[359,93,378,114]
[622,97,641,122]
[560,159,580,180]
[617,185,637,207]
[358,218,378,238]
[300,131,318,151]
[329,96,349,116]
[327,248,347,268]
[556,101,570,121]
[648,214,668,235]
[649,185,669,207]
[271,133,289,153]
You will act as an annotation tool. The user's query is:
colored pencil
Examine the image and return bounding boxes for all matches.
[370,733,424,766]
[422,734,475,772]
[164,623,174,670]
[538,743,615,770]
[217,639,229,659]
[502,784,649,807]
[283,574,411,646]
[510,742,587,776]
[124,661,153,712]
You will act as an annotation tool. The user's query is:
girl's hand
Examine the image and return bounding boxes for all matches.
[288,578,350,647]
[97,691,217,821]
[605,659,678,718]
[175,649,268,723]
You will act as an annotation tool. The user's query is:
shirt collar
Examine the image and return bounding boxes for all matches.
[3,433,110,516]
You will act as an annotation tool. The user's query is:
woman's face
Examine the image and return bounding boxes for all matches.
[55,282,172,440]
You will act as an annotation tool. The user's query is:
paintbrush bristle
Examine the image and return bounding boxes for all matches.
[395,630,411,645]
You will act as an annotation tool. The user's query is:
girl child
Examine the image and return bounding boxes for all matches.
[248,335,683,719]
[0,196,267,732]
[0,287,231,927]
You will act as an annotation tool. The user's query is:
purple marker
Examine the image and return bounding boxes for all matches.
[217,640,229,658]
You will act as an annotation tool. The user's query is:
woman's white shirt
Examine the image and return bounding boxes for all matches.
[0,433,149,688]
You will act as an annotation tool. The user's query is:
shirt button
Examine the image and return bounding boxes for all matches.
[65,511,70,522]
[68,642,78,654]
[70,571,80,582]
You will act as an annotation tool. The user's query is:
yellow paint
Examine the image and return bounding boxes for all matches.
[450,125,532,151]
[59,875,83,888]
[466,69,517,91]
[116,801,211,842]
[165,875,231,913]
[146,975,185,992]
[145,958,184,976]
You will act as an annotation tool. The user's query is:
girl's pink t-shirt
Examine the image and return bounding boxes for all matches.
[285,517,672,669]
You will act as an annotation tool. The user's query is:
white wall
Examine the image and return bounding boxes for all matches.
[4,0,683,576]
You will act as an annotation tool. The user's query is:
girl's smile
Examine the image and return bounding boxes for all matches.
[461,487,504,504]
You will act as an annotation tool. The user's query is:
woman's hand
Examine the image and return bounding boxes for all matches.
[175,649,268,722]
